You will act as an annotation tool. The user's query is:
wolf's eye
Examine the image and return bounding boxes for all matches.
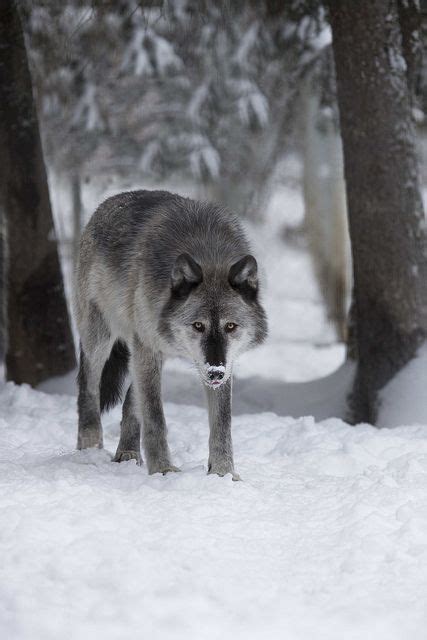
[225,322,237,333]
[192,322,205,332]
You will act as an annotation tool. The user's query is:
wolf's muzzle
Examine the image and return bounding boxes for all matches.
[204,364,226,387]
[208,369,224,382]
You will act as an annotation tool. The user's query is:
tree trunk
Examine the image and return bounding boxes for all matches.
[396,0,421,99]
[328,0,427,423]
[0,0,76,386]
[0,207,6,362]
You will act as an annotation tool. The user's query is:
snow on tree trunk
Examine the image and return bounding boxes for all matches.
[328,0,427,424]
[0,0,76,386]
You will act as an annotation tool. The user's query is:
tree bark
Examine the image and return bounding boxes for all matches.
[328,0,427,423]
[396,0,421,99]
[0,208,6,362]
[0,0,76,386]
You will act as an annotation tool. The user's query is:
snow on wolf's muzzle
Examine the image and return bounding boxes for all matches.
[204,364,226,387]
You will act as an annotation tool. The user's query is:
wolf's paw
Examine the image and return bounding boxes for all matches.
[113,450,142,465]
[148,461,181,475]
[161,464,181,476]
[77,431,103,450]
[208,462,241,481]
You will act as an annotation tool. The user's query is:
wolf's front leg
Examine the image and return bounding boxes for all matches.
[132,336,179,475]
[206,378,240,481]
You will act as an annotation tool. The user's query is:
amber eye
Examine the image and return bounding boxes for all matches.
[192,322,205,332]
[225,322,237,333]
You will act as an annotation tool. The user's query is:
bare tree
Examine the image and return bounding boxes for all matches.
[0,0,76,386]
[328,0,427,423]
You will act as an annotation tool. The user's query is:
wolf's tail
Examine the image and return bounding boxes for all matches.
[100,339,130,413]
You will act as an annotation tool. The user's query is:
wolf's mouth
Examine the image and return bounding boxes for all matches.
[202,376,226,389]
[205,383,222,391]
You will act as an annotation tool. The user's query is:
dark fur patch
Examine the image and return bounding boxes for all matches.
[77,343,86,393]
[171,253,203,299]
[228,255,258,302]
[204,331,226,367]
[203,309,226,366]
[230,281,258,302]
[99,339,130,413]
[171,280,201,300]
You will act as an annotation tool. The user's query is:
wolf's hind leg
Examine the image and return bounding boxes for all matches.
[77,303,113,450]
[114,385,142,465]
[132,337,179,475]
[77,345,106,449]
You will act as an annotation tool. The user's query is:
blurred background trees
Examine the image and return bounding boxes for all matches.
[24,1,327,214]
[24,0,348,327]
[0,0,425,423]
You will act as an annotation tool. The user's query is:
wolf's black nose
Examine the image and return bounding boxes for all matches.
[208,370,224,381]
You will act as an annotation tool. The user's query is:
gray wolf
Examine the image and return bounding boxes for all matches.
[74,190,267,480]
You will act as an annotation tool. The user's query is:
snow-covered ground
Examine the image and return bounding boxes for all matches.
[1,183,426,639]
[1,384,427,640]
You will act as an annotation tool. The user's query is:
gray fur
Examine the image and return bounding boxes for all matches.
[113,385,141,465]
[75,190,267,478]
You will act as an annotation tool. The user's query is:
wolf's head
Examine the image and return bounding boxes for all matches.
[159,253,267,388]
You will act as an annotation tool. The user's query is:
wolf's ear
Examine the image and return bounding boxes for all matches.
[171,253,203,298]
[228,255,258,300]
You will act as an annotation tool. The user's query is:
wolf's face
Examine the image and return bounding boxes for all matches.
[159,253,267,389]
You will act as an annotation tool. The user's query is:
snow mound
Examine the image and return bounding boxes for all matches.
[378,343,427,428]
[0,383,427,639]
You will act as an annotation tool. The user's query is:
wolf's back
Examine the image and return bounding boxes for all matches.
[81,189,251,291]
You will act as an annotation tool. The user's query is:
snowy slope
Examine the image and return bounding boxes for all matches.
[1,383,427,640]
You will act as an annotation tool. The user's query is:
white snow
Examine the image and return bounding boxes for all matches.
[72,83,103,132]
[187,84,209,122]
[237,83,269,127]
[205,364,226,372]
[190,144,220,179]
[378,342,427,428]
[1,383,427,640]
[205,364,226,375]
[2,184,426,639]
[234,22,259,67]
